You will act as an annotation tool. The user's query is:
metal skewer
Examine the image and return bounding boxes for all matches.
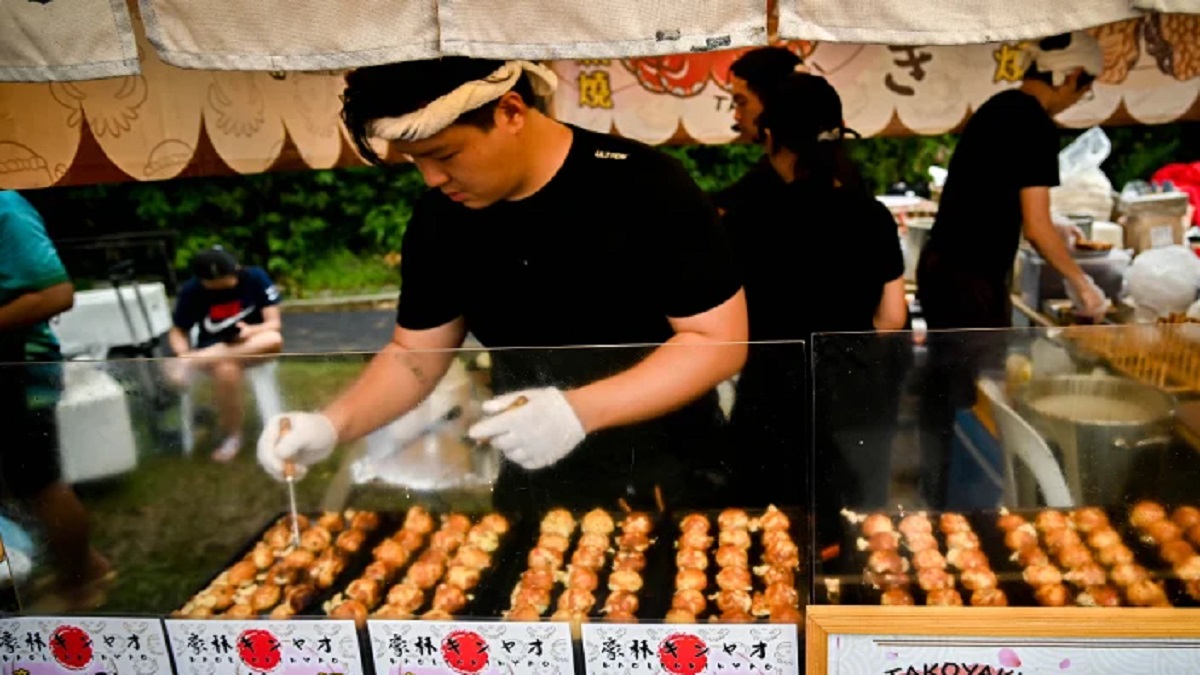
[276,417,302,549]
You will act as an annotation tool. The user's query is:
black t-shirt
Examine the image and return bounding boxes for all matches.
[173,267,280,348]
[926,89,1060,281]
[712,156,775,215]
[395,125,742,507]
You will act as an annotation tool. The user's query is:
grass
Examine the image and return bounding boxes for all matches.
[284,250,399,299]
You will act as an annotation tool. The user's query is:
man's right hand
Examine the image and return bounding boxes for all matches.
[256,412,338,481]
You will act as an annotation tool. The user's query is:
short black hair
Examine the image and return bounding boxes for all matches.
[1024,33,1097,90]
[729,47,803,100]
[191,246,238,280]
[758,73,865,194]
[342,57,538,165]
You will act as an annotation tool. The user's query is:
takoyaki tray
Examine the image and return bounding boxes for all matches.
[816,505,1200,609]
[659,506,806,624]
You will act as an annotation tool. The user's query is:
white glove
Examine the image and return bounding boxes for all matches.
[256,412,338,481]
[1067,273,1110,320]
[467,388,586,470]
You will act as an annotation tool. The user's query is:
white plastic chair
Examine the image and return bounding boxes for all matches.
[977,378,1075,508]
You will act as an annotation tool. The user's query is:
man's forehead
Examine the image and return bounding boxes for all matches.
[388,125,474,157]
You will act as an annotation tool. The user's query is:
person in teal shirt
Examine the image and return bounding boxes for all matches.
[0,190,111,609]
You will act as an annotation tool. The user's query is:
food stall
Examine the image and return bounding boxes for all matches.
[3,1,1200,674]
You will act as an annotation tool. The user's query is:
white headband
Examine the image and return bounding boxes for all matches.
[369,60,557,142]
[1023,32,1104,86]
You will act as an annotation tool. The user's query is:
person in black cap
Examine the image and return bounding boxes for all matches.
[721,73,910,514]
[167,246,283,461]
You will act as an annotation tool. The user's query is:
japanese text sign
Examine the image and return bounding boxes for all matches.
[0,616,172,674]
[368,620,575,675]
[166,619,363,675]
[582,623,801,675]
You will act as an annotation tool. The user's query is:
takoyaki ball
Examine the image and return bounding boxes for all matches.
[330,600,368,625]
[1035,510,1070,533]
[1189,523,1200,548]
[665,609,696,624]
[430,529,466,552]
[269,604,296,620]
[453,546,492,571]
[948,547,990,572]
[285,584,317,612]
[441,513,471,535]
[1004,525,1039,552]
[603,592,639,616]
[716,566,753,592]
[406,560,445,590]
[578,533,610,552]
[446,566,482,591]
[764,538,801,569]
[373,540,410,568]
[1159,540,1197,568]
[1143,520,1183,546]
[912,547,950,566]
[567,566,599,592]
[536,533,571,555]
[917,567,954,592]
[1034,584,1070,607]
[758,505,791,532]
[227,561,259,587]
[680,513,709,534]
[1174,555,1200,582]
[422,609,454,621]
[393,528,425,552]
[557,588,595,614]
[881,589,916,606]
[672,589,707,615]
[970,588,1009,607]
[264,524,293,550]
[868,550,908,575]
[528,546,564,571]
[1070,507,1110,533]
[374,604,414,620]
[251,543,275,570]
[939,513,972,535]
[898,514,933,538]
[504,605,541,621]
[1057,544,1094,570]
[345,578,381,608]
[618,532,652,553]
[758,565,795,587]
[387,583,425,613]
[317,512,346,533]
[675,568,707,592]
[335,528,368,555]
[675,548,708,571]
[350,511,381,532]
[282,548,316,572]
[571,546,607,570]
[608,570,644,593]
[479,513,510,535]
[677,529,713,551]
[718,509,750,531]
[761,530,793,551]
[614,550,646,572]
[1088,528,1123,551]
[1023,564,1063,587]
[404,507,436,535]
[712,590,752,614]
[1042,527,1082,554]
[581,508,615,535]
[1126,579,1170,607]
[927,589,964,606]
[718,528,751,550]
[1171,506,1200,530]
[904,533,939,553]
[862,514,895,538]
[867,572,912,591]
[1097,544,1135,568]
[206,585,237,612]
[1013,547,1049,568]
[862,532,901,552]
[764,582,800,608]
[520,569,556,592]
[716,545,749,568]
[620,512,653,536]
[224,604,256,619]
[466,528,500,553]
[960,568,998,592]
[996,513,1027,532]
[1063,563,1107,589]
[1187,580,1200,602]
[1110,564,1150,588]
[1077,585,1121,607]
[510,586,552,614]
[1130,501,1167,529]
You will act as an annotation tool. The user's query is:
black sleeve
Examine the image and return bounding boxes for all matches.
[865,199,906,285]
[638,153,744,319]
[395,194,465,330]
[1013,101,1061,190]
[172,282,200,330]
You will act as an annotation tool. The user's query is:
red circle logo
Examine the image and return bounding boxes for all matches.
[237,629,283,673]
[50,625,93,671]
[441,630,489,674]
[659,633,709,675]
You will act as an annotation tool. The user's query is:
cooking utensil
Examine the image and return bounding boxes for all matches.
[276,417,302,548]
[1014,375,1175,505]
[471,395,529,442]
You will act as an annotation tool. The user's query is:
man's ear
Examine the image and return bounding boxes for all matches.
[494,91,528,133]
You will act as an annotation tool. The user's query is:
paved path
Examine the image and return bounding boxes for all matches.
[280,310,394,353]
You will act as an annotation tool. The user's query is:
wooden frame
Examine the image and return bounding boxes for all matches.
[807,605,1200,674]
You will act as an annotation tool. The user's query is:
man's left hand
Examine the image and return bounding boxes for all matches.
[467,388,586,470]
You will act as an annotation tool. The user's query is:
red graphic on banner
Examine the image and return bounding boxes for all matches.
[237,628,283,673]
[658,633,709,675]
[442,630,489,674]
[621,43,813,97]
[50,626,93,671]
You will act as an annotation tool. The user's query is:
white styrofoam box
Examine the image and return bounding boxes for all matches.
[51,283,173,358]
[56,363,137,483]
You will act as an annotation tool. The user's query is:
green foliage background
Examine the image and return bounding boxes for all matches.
[27,124,1195,296]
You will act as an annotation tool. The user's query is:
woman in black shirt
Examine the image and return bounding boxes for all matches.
[723,73,909,521]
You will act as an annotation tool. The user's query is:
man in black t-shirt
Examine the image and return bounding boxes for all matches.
[256,58,748,511]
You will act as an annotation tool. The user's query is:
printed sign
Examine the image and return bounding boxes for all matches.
[828,635,1200,674]
[166,619,363,675]
[367,620,575,675]
[0,616,172,674]
[581,623,801,675]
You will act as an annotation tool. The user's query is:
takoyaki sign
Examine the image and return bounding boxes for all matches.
[0,617,171,674]
[367,621,575,675]
[165,619,363,675]
[581,624,800,675]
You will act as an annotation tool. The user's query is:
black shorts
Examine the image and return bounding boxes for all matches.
[0,383,63,500]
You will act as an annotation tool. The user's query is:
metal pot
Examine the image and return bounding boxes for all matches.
[1014,375,1175,505]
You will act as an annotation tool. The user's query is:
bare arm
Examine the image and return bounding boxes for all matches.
[0,282,73,332]
[566,289,748,434]
[322,317,466,443]
[1021,187,1087,287]
[168,326,192,356]
[239,306,283,337]
[874,276,909,331]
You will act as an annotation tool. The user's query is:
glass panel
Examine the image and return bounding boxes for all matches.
[811,325,1200,609]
